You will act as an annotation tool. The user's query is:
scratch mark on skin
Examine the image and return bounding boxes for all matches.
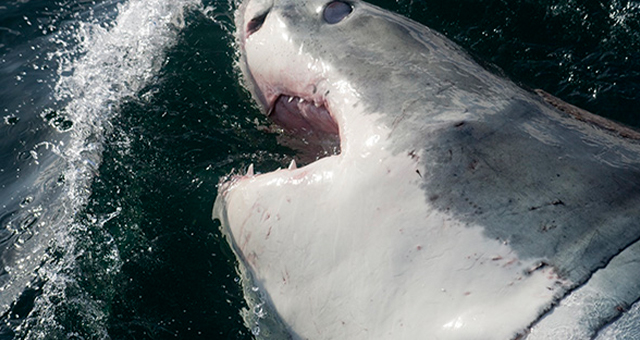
[241,231,252,253]
[262,211,271,221]
[458,252,487,272]
[529,199,566,211]
[408,149,419,161]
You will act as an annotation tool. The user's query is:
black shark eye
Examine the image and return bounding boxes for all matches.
[247,10,269,36]
[323,1,353,24]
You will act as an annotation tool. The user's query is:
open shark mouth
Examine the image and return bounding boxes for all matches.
[267,93,341,161]
[270,94,338,137]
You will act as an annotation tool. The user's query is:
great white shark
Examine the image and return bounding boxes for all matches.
[212,0,640,339]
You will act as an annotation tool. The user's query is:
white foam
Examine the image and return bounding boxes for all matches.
[4,0,201,336]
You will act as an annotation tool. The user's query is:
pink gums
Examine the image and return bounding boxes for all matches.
[270,94,339,136]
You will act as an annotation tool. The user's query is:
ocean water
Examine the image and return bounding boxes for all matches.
[0,0,638,339]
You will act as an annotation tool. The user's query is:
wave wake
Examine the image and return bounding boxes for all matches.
[0,0,201,337]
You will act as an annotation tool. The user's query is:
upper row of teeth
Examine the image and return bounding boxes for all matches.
[286,96,321,107]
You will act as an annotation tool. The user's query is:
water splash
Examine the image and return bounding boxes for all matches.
[0,0,202,337]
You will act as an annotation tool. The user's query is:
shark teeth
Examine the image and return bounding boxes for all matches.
[288,159,297,170]
[244,161,296,178]
[246,163,255,176]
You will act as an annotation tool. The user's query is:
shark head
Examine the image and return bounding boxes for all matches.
[214,1,640,339]
[235,0,385,161]
[233,0,511,161]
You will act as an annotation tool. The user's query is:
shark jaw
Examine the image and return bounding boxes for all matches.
[213,1,577,339]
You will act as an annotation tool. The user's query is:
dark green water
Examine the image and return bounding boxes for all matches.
[0,0,639,339]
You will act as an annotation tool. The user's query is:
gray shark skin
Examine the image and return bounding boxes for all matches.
[213,0,640,339]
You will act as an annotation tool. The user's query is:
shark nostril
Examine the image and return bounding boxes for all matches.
[247,10,269,36]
